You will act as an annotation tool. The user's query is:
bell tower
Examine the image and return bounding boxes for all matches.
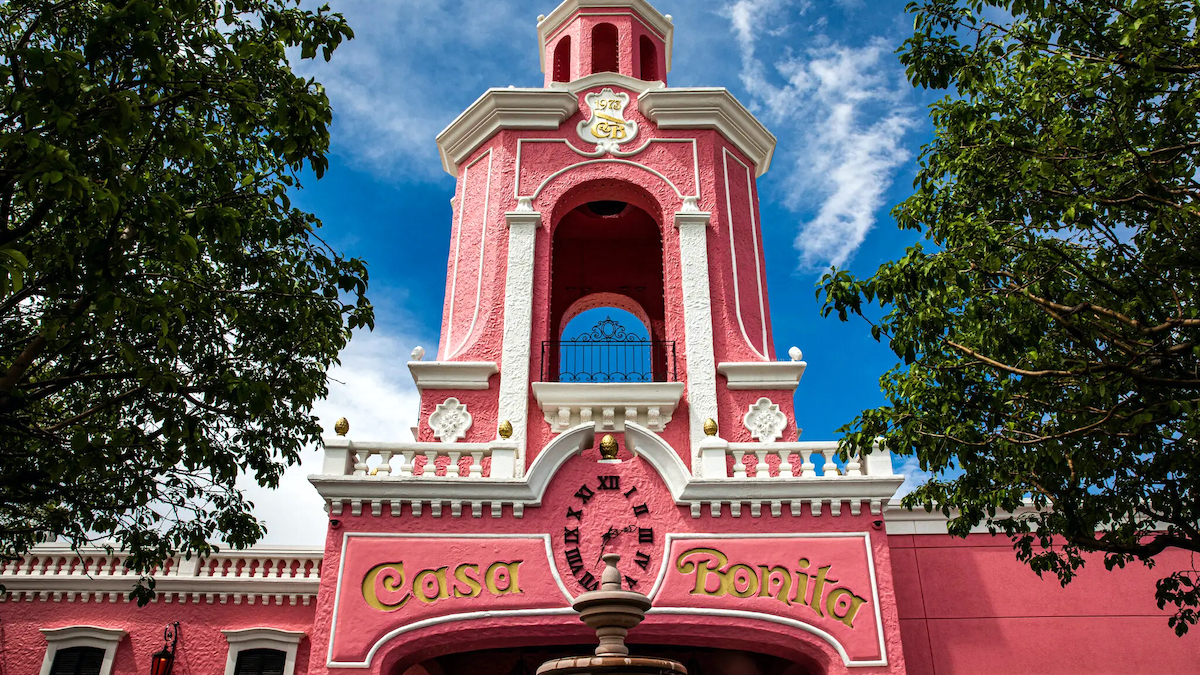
[415,0,814,475]
[311,2,906,671]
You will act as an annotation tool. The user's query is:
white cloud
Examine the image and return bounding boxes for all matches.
[723,0,917,270]
[295,0,536,180]
[892,454,932,499]
[239,327,423,546]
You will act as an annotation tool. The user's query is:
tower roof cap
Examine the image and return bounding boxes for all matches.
[537,0,675,75]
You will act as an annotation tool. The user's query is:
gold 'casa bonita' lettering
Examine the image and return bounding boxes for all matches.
[362,560,522,611]
[675,548,868,629]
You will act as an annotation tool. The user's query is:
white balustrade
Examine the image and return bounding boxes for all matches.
[322,437,520,479]
[699,440,895,480]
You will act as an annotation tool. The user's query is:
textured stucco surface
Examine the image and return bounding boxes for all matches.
[889,533,1200,674]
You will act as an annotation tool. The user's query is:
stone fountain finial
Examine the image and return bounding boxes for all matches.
[537,555,686,674]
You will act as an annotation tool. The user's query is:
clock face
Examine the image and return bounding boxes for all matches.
[560,472,656,593]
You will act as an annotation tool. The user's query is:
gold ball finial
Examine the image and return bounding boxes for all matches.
[703,418,718,437]
[498,420,513,439]
[599,434,619,460]
[334,417,349,437]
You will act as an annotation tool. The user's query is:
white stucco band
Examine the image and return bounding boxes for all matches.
[674,211,718,475]
[222,628,305,675]
[39,626,126,675]
[499,210,541,477]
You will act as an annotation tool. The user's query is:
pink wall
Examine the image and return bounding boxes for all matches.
[890,533,1200,674]
[0,598,315,675]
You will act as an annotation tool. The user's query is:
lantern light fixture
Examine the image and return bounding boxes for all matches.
[150,622,179,675]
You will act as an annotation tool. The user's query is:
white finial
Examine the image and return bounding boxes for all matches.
[665,14,673,23]
[537,14,545,23]
[411,346,425,361]
[508,84,515,89]
[788,346,803,362]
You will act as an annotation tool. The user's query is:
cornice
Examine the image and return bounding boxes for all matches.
[408,361,498,391]
[436,89,578,175]
[537,0,675,73]
[717,361,808,391]
[638,88,777,176]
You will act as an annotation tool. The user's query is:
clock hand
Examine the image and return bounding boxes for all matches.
[597,526,621,563]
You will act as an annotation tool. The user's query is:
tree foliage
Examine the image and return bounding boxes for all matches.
[0,0,371,602]
[820,0,1200,633]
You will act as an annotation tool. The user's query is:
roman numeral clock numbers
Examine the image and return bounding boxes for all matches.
[560,476,655,593]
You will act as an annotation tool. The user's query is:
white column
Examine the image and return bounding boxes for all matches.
[499,209,541,477]
[675,210,719,476]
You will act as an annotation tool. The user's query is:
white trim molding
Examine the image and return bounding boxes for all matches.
[537,0,675,74]
[717,361,807,391]
[674,211,719,472]
[39,626,126,675]
[498,210,542,476]
[4,547,321,606]
[531,382,684,432]
[639,88,777,176]
[436,90,577,175]
[310,423,904,520]
[408,362,498,391]
[547,71,666,96]
[222,628,305,675]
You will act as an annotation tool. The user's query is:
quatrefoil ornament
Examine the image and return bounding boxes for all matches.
[429,398,472,443]
[743,397,787,443]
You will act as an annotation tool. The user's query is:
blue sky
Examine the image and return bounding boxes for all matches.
[246,0,940,544]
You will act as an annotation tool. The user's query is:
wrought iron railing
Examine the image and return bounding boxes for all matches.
[541,317,676,383]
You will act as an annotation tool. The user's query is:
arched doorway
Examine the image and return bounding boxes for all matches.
[545,197,669,383]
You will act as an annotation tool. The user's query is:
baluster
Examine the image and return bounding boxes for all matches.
[732,449,746,479]
[776,450,792,478]
[377,450,393,476]
[447,451,461,478]
[801,449,817,477]
[469,452,484,478]
[423,451,438,477]
[822,450,839,477]
[845,449,862,476]
[400,451,415,477]
[753,450,768,478]
[257,559,272,578]
[352,448,369,476]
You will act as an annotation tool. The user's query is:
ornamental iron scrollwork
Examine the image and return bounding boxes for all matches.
[542,317,676,383]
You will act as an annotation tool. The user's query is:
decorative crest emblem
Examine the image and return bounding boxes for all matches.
[577,88,638,153]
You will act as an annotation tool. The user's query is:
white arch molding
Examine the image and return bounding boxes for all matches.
[39,626,126,675]
[558,293,654,341]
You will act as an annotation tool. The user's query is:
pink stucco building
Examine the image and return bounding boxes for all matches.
[2,2,1194,674]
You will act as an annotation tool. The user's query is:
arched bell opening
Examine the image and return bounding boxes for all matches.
[544,192,668,384]
[399,644,821,675]
[639,35,659,81]
[552,35,572,82]
[591,23,619,74]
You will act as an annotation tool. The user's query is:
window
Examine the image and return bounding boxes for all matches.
[639,36,658,81]
[222,628,304,675]
[39,627,125,675]
[591,23,618,73]
[233,649,287,675]
[48,647,104,675]
[553,36,572,82]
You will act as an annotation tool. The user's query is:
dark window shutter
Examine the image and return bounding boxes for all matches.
[233,649,287,675]
[49,647,105,675]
